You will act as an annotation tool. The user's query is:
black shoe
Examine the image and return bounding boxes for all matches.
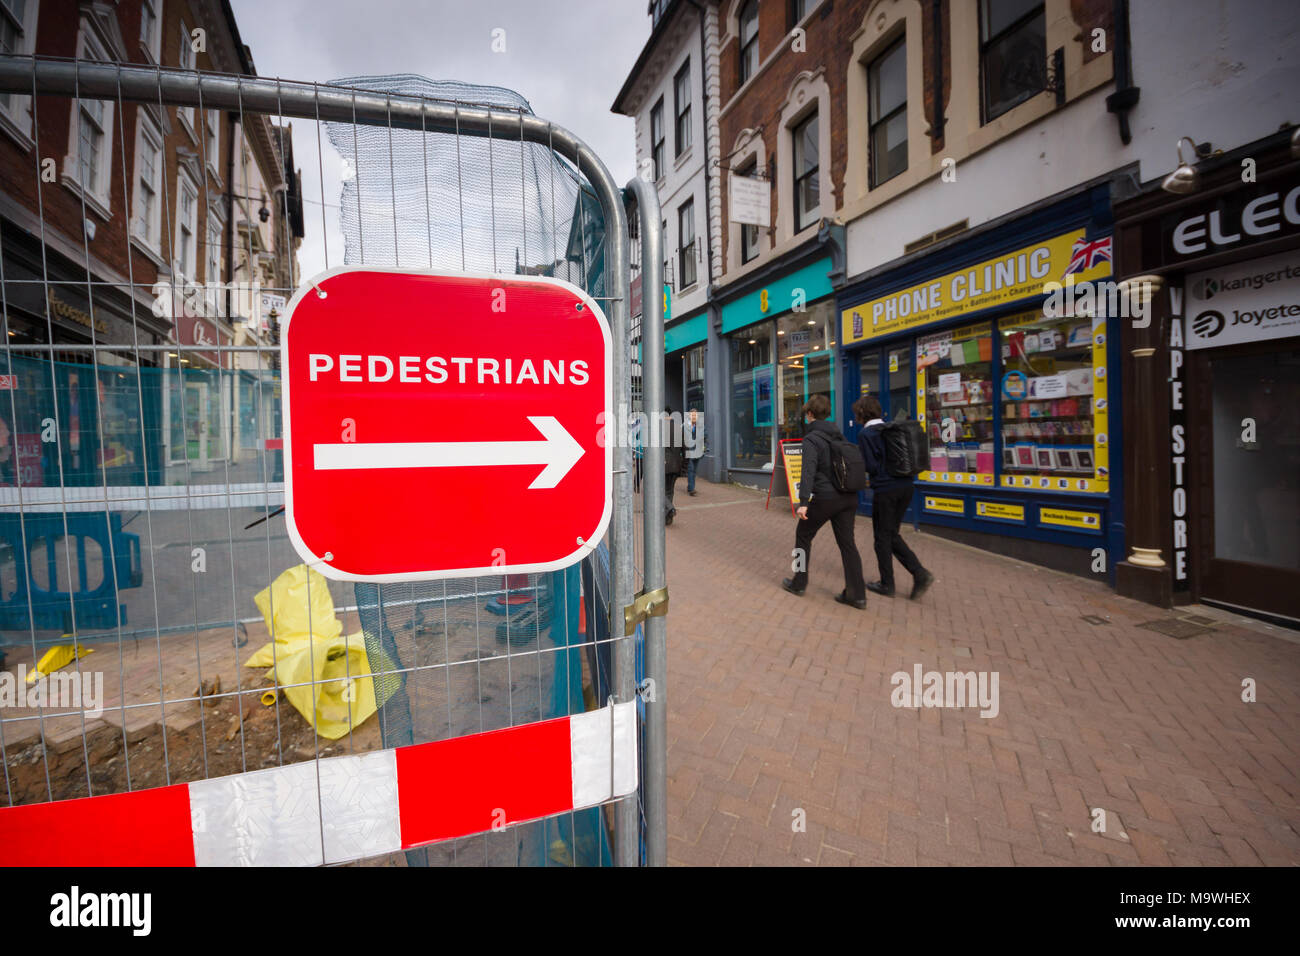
[665,509,675,525]
[781,578,805,597]
[910,570,935,601]
[688,490,698,496]
[835,591,867,611]
[865,580,894,597]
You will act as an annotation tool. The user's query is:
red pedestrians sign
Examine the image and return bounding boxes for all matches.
[281,268,612,581]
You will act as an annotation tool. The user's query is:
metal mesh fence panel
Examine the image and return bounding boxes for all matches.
[0,58,643,867]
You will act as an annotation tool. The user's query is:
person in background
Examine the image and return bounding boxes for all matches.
[853,395,934,600]
[663,407,685,525]
[782,394,867,610]
[684,409,704,496]
[631,413,644,494]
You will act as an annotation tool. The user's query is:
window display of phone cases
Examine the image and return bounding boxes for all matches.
[999,313,1100,485]
[916,322,995,485]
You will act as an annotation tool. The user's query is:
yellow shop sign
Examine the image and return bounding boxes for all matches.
[923,495,965,515]
[841,229,1112,345]
[976,501,1025,522]
[1039,507,1101,531]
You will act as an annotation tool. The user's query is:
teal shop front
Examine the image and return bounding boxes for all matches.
[719,257,838,487]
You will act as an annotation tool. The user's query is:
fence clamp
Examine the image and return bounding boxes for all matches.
[624,586,669,636]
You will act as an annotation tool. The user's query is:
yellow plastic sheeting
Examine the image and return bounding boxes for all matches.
[253,564,342,648]
[247,564,392,739]
[255,631,391,740]
[27,642,94,683]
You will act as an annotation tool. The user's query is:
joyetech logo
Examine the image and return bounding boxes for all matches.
[1191,309,1225,339]
[1191,276,1219,300]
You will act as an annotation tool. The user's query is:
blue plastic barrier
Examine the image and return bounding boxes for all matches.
[0,512,142,634]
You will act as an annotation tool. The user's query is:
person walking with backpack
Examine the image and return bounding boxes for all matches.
[782,394,868,610]
[663,407,685,525]
[853,395,935,600]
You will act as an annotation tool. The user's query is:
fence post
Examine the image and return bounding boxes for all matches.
[624,175,667,867]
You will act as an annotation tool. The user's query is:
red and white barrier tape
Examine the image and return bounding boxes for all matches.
[0,702,636,866]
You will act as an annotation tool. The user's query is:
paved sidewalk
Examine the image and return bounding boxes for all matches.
[663,481,1300,866]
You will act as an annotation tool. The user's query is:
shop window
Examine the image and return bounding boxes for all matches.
[1210,352,1300,571]
[167,365,228,466]
[917,321,995,485]
[730,321,772,469]
[792,110,820,233]
[738,0,759,87]
[685,344,705,411]
[979,0,1045,123]
[998,310,1108,493]
[650,97,664,180]
[789,0,807,28]
[674,60,692,158]
[868,37,907,188]
[777,302,836,442]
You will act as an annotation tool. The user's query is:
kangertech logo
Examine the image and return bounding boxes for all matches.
[49,886,151,936]
[1190,309,1225,339]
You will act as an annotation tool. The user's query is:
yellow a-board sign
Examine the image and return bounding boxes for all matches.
[767,439,804,517]
[1040,507,1101,531]
[923,495,965,515]
[976,501,1025,522]
[779,439,802,517]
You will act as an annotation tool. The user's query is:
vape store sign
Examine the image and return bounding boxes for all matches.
[1185,250,1300,350]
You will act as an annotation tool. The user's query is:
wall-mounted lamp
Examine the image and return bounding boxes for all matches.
[1161,137,1209,194]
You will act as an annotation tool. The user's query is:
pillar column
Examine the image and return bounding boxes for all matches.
[1115,273,1173,606]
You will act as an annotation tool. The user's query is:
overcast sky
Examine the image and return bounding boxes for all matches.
[229,0,648,280]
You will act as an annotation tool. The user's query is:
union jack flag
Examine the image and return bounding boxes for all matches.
[1064,235,1112,275]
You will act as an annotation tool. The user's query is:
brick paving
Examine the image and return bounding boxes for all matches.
[663,480,1300,866]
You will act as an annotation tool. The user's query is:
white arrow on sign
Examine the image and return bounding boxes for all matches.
[312,415,585,490]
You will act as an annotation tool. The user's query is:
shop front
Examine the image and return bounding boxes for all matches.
[838,186,1123,575]
[0,235,169,489]
[1113,129,1299,623]
[664,307,715,481]
[719,256,837,488]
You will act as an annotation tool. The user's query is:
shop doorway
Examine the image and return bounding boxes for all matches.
[855,343,918,522]
[1192,342,1300,622]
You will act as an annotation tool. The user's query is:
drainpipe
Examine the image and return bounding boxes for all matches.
[685,0,716,289]
[225,111,235,321]
[1105,0,1140,145]
[931,0,945,144]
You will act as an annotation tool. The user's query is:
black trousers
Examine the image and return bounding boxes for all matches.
[665,472,678,517]
[790,492,865,601]
[871,484,924,590]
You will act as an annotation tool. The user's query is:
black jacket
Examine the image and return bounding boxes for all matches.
[798,419,849,507]
[858,423,909,494]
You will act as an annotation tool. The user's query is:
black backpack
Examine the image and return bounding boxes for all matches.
[664,443,685,476]
[808,431,867,494]
[881,420,928,478]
